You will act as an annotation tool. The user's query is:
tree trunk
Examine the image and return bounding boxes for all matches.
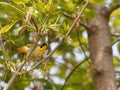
[87,4,117,90]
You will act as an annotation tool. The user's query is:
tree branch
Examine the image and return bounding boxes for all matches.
[76,29,90,64]
[112,38,120,45]
[0,35,8,61]
[24,60,43,73]
[31,16,38,30]
[63,12,89,30]
[107,3,120,15]
[61,59,88,90]
[111,33,120,37]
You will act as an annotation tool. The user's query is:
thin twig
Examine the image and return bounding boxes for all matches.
[111,33,120,37]
[46,34,51,54]
[63,12,72,19]
[25,60,43,73]
[45,38,64,59]
[107,3,120,15]
[0,35,8,61]
[80,23,89,30]
[27,36,41,59]
[61,59,87,90]
[63,12,89,30]
[112,38,120,45]
[66,0,89,37]
[31,16,38,30]
[76,29,90,64]
[55,15,60,24]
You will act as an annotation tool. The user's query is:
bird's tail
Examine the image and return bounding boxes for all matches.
[11,46,19,51]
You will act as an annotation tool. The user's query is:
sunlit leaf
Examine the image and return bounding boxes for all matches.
[13,26,23,35]
[59,1,76,12]
[85,8,96,18]
[111,8,120,16]
[113,56,120,66]
[66,2,76,12]
[73,41,79,47]
[0,2,24,14]
[48,24,60,31]
[0,21,17,34]
[63,22,70,31]
[12,0,30,4]
[66,87,74,90]
[117,43,120,53]
[44,4,51,12]
[80,38,88,44]
[113,18,120,26]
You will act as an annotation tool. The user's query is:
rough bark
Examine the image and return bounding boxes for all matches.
[87,4,117,90]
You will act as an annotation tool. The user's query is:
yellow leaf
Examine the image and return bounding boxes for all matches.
[111,8,120,16]
[73,41,79,47]
[44,4,51,12]
[48,0,53,4]
[41,70,48,75]
[113,56,119,66]
[63,22,70,31]
[0,21,17,34]
[66,87,74,90]
[66,2,75,12]
[12,0,30,4]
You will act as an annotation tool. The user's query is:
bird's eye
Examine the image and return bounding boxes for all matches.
[41,43,47,47]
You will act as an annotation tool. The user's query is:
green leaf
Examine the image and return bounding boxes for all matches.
[13,26,23,35]
[36,0,45,13]
[0,21,17,34]
[66,2,76,12]
[48,24,60,31]
[59,1,76,13]
[0,2,25,14]
[117,43,120,53]
[12,0,30,4]
[111,8,120,16]
[113,56,120,66]
[44,4,51,12]
[63,22,70,31]
[113,19,120,26]
[85,8,96,18]
[65,87,74,90]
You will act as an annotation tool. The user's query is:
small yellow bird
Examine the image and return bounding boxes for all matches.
[12,43,47,60]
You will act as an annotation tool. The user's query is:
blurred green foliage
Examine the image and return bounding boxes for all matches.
[0,0,120,90]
